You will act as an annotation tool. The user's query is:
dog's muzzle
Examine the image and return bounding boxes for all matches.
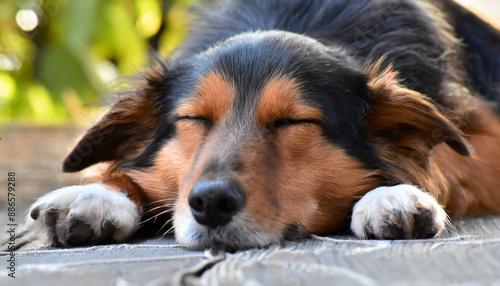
[188,180,246,228]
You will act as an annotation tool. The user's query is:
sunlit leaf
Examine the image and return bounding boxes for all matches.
[27,84,56,125]
[0,72,16,101]
[0,0,200,126]
[61,0,102,56]
[135,0,162,38]
[98,0,148,74]
[0,72,16,124]
[37,45,95,102]
[159,5,190,57]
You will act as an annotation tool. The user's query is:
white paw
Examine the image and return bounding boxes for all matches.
[351,184,447,239]
[27,183,141,247]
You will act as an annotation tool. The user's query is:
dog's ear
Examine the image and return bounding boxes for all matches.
[365,64,471,167]
[62,65,167,172]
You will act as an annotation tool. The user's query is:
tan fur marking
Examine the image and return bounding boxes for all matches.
[233,75,380,234]
[126,121,206,211]
[238,125,379,233]
[177,72,235,122]
[103,173,145,206]
[132,71,235,221]
[257,76,322,125]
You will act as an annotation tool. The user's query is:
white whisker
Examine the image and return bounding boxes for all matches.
[139,208,174,224]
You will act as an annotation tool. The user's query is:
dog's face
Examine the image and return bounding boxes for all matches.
[63,31,469,250]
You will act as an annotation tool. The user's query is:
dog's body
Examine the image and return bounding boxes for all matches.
[28,0,500,250]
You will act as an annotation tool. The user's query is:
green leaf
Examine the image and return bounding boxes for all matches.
[37,45,95,102]
[60,0,102,57]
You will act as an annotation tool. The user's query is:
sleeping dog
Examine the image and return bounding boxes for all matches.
[27,0,500,250]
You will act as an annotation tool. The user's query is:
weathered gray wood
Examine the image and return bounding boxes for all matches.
[183,216,500,286]
[1,216,499,286]
[0,238,207,286]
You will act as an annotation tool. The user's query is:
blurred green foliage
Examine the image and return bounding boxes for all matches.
[0,0,198,126]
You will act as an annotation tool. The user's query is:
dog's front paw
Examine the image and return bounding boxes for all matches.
[27,183,141,247]
[351,184,447,240]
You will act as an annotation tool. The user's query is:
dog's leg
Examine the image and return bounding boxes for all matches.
[350,184,447,239]
[27,182,142,247]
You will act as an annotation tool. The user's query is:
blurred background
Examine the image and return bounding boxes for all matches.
[0,0,498,219]
[0,0,199,126]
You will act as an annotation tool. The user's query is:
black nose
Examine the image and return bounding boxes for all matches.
[188,180,245,228]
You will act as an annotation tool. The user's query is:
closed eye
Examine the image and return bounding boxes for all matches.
[269,118,320,130]
[176,116,213,127]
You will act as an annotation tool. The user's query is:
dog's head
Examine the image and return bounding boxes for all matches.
[63,31,470,249]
